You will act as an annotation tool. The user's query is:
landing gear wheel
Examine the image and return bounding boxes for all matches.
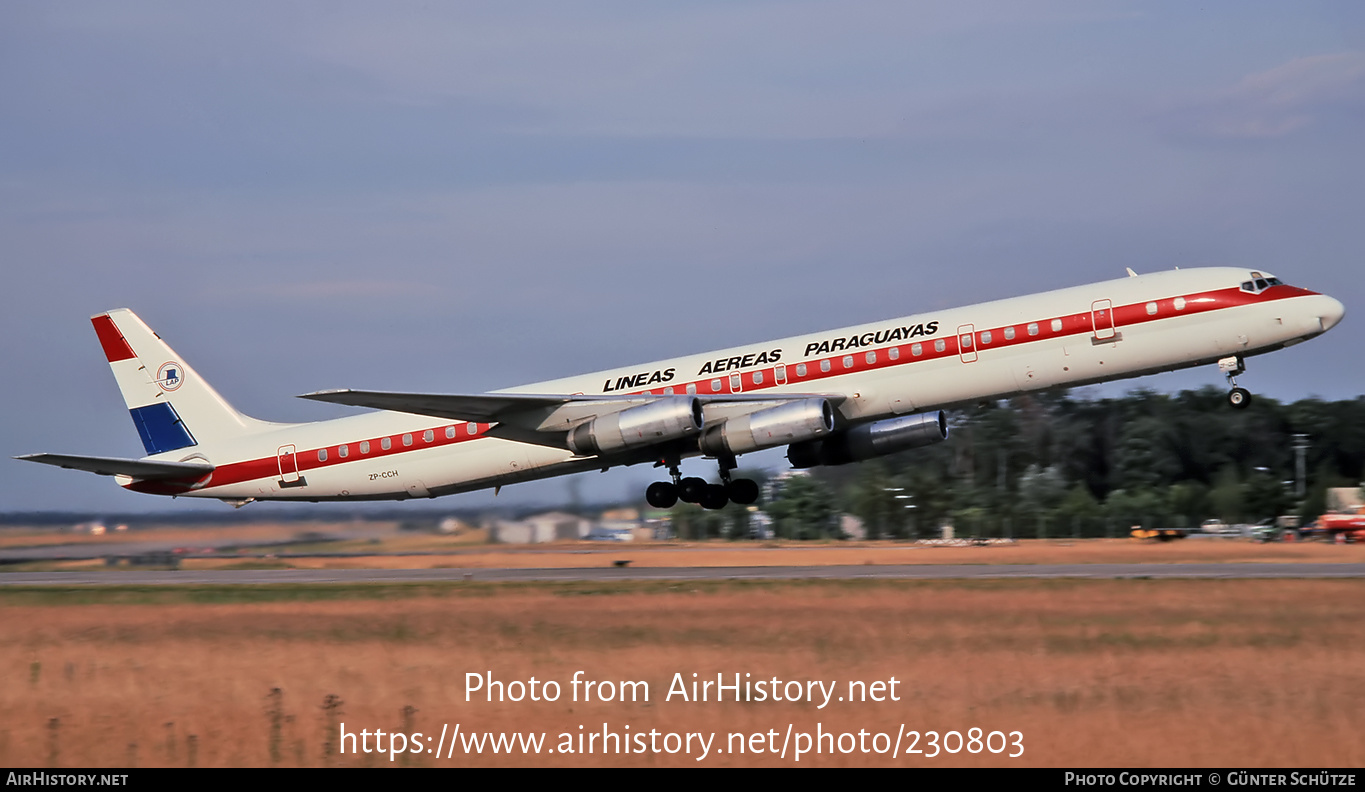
[1219,356,1250,410]
[678,477,708,504]
[700,484,730,510]
[726,478,760,505]
[645,481,678,509]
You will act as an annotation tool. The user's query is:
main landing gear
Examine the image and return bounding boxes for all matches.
[644,454,760,510]
[1218,356,1252,410]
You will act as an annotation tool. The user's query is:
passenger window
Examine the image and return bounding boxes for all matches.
[1174,297,1186,311]
[402,433,413,447]
[934,339,946,352]
[711,379,722,392]
[446,426,455,439]
[686,383,697,395]
[960,334,972,348]
[360,440,370,454]
[866,351,876,364]
[467,422,477,435]
[381,437,392,450]
[820,360,831,373]
[911,343,922,356]
[842,355,854,369]
[981,331,992,344]
[753,371,763,384]
[318,448,328,462]
[796,363,807,377]
[889,347,899,360]
[1004,327,1016,340]
[1051,319,1063,332]
[339,444,348,458]
[1027,323,1039,336]
[423,429,434,443]
[1146,302,1158,315]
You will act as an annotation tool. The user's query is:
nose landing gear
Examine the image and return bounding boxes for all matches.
[1218,356,1252,410]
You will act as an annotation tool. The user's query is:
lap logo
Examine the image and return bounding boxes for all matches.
[156,361,185,391]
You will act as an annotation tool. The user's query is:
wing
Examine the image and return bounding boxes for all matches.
[299,390,657,425]
[16,453,214,480]
[299,389,845,451]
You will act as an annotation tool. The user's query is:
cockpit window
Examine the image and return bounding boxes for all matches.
[1240,276,1283,295]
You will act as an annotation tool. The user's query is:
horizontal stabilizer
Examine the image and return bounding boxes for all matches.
[16,453,214,480]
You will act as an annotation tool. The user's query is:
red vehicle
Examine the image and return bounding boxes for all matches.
[1310,506,1365,542]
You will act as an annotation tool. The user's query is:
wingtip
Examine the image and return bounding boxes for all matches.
[298,389,352,399]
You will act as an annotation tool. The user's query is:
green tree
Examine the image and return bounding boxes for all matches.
[1166,481,1210,528]
[1242,468,1289,524]
[765,473,838,540]
[1209,466,1243,524]
[1057,484,1102,537]
[1106,488,1167,532]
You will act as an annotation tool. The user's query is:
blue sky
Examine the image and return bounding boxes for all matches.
[3,1,1363,513]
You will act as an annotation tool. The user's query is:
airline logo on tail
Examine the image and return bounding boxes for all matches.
[156,362,184,392]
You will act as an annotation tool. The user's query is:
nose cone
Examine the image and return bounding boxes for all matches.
[1318,295,1346,332]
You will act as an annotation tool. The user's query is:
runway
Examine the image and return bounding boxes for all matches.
[3,562,1365,585]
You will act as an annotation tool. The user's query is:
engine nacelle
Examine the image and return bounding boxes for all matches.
[787,411,947,468]
[698,398,835,457]
[566,397,704,456]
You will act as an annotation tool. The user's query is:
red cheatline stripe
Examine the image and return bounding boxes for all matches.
[636,285,1314,399]
[91,315,136,362]
[129,285,1316,495]
[127,421,495,493]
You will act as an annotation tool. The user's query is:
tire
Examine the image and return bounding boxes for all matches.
[727,478,760,505]
[679,477,708,503]
[700,484,730,510]
[645,481,678,509]
[1228,387,1251,409]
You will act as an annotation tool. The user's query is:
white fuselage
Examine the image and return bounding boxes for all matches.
[126,267,1343,502]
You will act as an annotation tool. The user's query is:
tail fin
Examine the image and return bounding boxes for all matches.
[91,309,273,455]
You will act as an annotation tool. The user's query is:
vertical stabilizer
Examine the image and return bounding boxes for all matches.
[92,309,271,455]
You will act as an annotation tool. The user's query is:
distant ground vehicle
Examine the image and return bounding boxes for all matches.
[1199,519,1238,535]
[1305,507,1365,543]
[1131,526,1190,542]
[1247,519,1280,543]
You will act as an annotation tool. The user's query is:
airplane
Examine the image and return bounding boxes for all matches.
[17,267,1345,510]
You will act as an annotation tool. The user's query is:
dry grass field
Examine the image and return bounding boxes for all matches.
[180,537,1365,570]
[0,522,396,550]
[11,529,1365,574]
[2,578,1363,767]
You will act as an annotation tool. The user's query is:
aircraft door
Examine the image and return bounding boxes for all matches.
[277,444,304,487]
[730,372,743,393]
[1091,299,1116,341]
[957,324,978,363]
[775,364,787,386]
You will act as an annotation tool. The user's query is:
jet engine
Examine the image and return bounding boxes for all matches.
[566,397,704,456]
[786,411,947,468]
[698,398,835,457]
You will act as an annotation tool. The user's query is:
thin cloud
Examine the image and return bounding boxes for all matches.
[1171,52,1365,140]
